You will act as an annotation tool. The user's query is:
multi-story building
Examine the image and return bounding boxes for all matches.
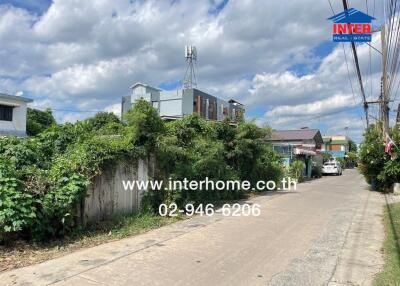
[121,82,244,122]
[0,92,33,136]
[321,135,350,158]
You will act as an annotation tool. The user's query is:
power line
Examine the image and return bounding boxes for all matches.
[327,0,369,126]
[283,105,363,128]
[386,1,400,97]
[367,0,373,101]
[328,0,335,14]
[342,0,370,127]
[342,43,360,107]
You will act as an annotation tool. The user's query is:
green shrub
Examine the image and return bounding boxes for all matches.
[359,125,390,190]
[27,108,56,136]
[150,114,282,210]
[312,164,322,178]
[0,116,136,240]
[322,153,333,162]
[290,160,306,182]
[345,151,357,168]
[124,99,165,153]
[0,159,36,242]
[87,112,121,131]
[359,124,400,191]
[336,157,346,170]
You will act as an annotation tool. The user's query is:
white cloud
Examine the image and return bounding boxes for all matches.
[265,93,357,117]
[0,0,388,142]
[104,103,121,118]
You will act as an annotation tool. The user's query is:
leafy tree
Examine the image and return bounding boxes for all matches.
[311,164,322,178]
[348,139,358,153]
[0,158,36,242]
[321,152,333,162]
[27,108,56,136]
[336,157,346,170]
[289,160,306,182]
[376,127,400,190]
[124,99,165,153]
[345,151,358,168]
[87,112,121,131]
[227,122,272,183]
[359,124,388,190]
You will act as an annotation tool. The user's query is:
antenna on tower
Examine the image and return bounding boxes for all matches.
[183,45,197,89]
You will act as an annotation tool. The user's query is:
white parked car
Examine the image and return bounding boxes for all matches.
[322,161,342,176]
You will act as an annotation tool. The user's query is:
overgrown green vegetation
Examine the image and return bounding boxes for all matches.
[289,160,306,182]
[336,157,346,169]
[349,139,358,153]
[374,202,400,286]
[26,108,56,136]
[0,99,283,243]
[322,152,333,162]
[359,124,400,191]
[345,151,358,168]
[311,163,322,178]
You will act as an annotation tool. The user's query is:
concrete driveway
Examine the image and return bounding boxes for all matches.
[1,170,385,286]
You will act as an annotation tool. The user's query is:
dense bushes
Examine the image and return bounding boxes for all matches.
[345,151,357,168]
[0,99,283,242]
[289,160,306,182]
[1,113,134,241]
[27,108,56,136]
[311,164,322,178]
[359,124,400,191]
[150,116,283,210]
[0,159,36,239]
[335,157,346,169]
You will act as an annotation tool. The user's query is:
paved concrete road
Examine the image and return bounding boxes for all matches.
[1,170,385,286]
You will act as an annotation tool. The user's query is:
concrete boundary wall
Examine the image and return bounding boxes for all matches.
[79,158,151,224]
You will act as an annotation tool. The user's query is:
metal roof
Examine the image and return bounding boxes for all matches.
[0,93,33,103]
[129,82,162,91]
[267,129,323,144]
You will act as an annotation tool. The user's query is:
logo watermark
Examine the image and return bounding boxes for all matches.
[327,8,376,42]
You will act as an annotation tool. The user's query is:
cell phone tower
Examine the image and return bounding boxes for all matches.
[183,45,198,89]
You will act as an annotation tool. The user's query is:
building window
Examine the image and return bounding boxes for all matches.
[0,105,13,121]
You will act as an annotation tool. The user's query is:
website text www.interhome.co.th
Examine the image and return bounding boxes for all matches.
[122,177,297,192]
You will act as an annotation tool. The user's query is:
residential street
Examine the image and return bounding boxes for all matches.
[1,170,385,286]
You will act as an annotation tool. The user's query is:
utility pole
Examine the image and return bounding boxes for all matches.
[381,26,390,135]
[380,77,384,122]
[366,77,393,130]
[342,0,370,127]
[396,103,400,125]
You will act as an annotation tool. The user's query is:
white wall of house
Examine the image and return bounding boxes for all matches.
[0,97,29,136]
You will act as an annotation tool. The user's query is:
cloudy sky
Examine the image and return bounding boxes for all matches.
[0,0,395,142]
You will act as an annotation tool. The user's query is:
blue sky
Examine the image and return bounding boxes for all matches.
[0,0,51,14]
[0,0,391,142]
